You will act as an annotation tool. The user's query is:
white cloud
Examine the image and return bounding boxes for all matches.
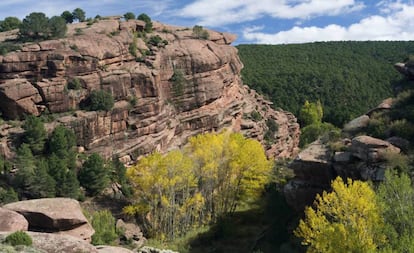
[243,2,414,44]
[179,0,365,27]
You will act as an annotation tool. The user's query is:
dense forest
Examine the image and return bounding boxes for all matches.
[237,41,414,126]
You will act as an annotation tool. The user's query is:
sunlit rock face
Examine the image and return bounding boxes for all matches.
[0,19,300,161]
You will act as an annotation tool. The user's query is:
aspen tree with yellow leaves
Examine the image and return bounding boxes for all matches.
[295,177,387,253]
[125,131,272,240]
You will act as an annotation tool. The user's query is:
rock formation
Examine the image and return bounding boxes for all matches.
[284,135,401,212]
[116,219,145,248]
[3,198,94,241]
[284,91,405,212]
[0,18,300,161]
[0,207,29,232]
[0,231,99,253]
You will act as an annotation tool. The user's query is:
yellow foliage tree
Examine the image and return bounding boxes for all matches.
[295,177,386,253]
[125,150,198,239]
[125,131,272,240]
[187,131,272,219]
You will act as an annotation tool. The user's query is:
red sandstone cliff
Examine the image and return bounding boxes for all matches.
[0,19,299,162]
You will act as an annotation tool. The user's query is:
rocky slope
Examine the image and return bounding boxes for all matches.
[285,60,414,212]
[0,18,299,161]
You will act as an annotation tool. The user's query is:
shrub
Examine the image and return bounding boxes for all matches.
[0,42,21,56]
[250,111,262,122]
[67,78,82,90]
[137,13,152,33]
[148,35,162,46]
[75,28,83,36]
[5,231,33,246]
[384,152,410,172]
[91,210,117,245]
[264,118,279,144]
[87,90,114,111]
[192,25,209,39]
[390,119,414,140]
[0,187,18,204]
[124,12,135,21]
[300,122,338,147]
[0,17,21,32]
[170,69,186,97]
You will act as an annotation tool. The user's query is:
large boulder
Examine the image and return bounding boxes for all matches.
[116,219,145,248]
[284,140,335,212]
[0,231,98,253]
[0,207,29,232]
[343,115,370,133]
[3,198,94,241]
[29,232,98,253]
[289,140,333,185]
[350,135,400,163]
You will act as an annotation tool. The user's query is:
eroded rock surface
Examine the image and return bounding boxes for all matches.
[0,19,299,161]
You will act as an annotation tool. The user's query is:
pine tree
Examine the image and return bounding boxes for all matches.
[78,153,109,196]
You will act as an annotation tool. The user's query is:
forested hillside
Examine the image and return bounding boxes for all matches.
[237,41,414,126]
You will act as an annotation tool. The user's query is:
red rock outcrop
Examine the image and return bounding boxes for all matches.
[0,19,299,160]
[285,135,401,212]
[0,207,29,232]
[3,198,94,241]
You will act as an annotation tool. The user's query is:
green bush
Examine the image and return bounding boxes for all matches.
[250,111,262,122]
[0,17,21,32]
[67,78,82,90]
[86,90,114,111]
[0,187,18,204]
[170,69,186,97]
[123,12,135,21]
[91,210,117,245]
[137,13,152,33]
[390,119,414,141]
[192,25,209,39]
[148,35,162,46]
[300,122,338,147]
[5,231,32,246]
[0,42,21,56]
[366,115,390,139]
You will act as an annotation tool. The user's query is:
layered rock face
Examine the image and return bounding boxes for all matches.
[0,19,299,160]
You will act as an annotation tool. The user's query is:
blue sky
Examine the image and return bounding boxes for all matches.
[1,0,414,44]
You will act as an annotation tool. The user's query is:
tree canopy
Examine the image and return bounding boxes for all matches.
[237,42,414,126]
[60,10,74,24]
[72,8,86,22]
[125,131,272,240]
[22,115,47,154]
[137,13,152,33]
[123,12,135,21]
[19,12,66,41]
[78,153,109,196]
[295,177,386,253]
[0,17,21,32]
